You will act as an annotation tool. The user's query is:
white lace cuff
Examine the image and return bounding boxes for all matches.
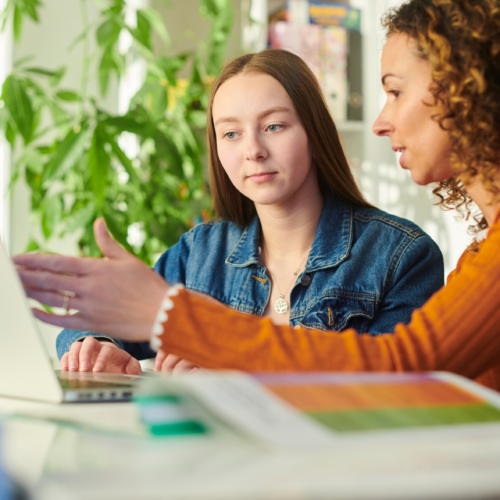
[150,284,185,351]
[474,228,489,243]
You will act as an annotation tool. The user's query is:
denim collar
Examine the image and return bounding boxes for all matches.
[225,194,353,272]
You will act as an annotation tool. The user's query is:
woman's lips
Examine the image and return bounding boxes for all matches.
[247,172,277,183]
[393,147,407,168]
[398,149,407,168]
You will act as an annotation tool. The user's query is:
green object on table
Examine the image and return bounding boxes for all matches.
[134,393,207,437]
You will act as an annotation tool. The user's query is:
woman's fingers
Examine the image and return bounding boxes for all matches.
[161,354,182,373]
[67,341,83,371]
[159,354,200,374]
[172,359,199,375]
[92,344,116,373]
[31,308,88,330]
[91,344,142,375]
[13,253,93,276]
[24,288,80,310]
[17,268,85,296]
[94,218,130,260]
[154,350,168,371]
[60,352,69,371]
[79,337,103,372]
[124,356,142,376]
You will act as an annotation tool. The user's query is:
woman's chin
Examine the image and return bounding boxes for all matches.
[410,170,450,187]
[244,188,288,207]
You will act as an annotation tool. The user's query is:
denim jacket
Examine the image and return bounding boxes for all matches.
[56,195,444,360]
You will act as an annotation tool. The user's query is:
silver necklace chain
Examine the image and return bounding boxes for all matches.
[263,245,309,314]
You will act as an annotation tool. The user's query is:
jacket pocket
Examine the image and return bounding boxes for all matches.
[298,294,376,332]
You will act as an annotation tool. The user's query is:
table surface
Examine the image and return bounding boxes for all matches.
[2,395,500,500]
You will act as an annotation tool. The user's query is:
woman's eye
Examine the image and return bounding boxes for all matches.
[389,90,400,98]
[224,131,237,140]
[267,124,283,132]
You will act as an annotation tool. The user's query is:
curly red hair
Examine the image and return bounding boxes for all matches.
[383,0,500,230]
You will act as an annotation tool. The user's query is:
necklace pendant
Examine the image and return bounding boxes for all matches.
[274,295,288,314]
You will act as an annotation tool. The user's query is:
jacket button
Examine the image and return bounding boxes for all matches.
[300,274,311,286]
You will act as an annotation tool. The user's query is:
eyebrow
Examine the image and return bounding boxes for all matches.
[381,73,402,85]
[213,106,292,126]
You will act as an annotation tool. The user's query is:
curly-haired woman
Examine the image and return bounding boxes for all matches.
[14,0,500,390]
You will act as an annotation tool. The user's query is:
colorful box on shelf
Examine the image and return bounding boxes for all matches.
[269,1,361,31]
[308,1,361,30]
[268,21,348,121]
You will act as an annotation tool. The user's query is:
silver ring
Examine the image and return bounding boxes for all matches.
[62,294,70,314]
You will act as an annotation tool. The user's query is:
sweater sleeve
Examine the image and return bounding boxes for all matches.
[156,217,500,381]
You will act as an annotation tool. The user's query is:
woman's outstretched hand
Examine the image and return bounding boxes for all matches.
[13,218,169,342]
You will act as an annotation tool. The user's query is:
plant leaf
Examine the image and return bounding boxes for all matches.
[102,209,135,254]
[136,82,168,121]
[63,202,96,235]
[205,0,233,76]
[2,75,34,143]
[24,67,56,77]
[107,135,140,184]
[96,18,121,48]
[14,55,35,68]
[157,53,190,86]
[137,8,170,46]
[41,195,62,239]
[25,238,40,252]
[102,115,151,135]
[13,3,23,42]
[98,47,123,96]
[129,10,151,50]
[49,66,66,87]
[24,0,42,22]
[88,125,110,208]
[5,121,16,147]
[56,90,80,101]
[19,148,43,174]
[43,126,87,183]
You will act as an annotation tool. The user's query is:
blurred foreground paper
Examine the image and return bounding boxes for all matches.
[137,371,500,448]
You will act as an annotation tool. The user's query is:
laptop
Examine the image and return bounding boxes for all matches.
[0,239,143,403]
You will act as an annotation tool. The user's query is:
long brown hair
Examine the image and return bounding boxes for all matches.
[207,49,372,226]
[383,0,500,231]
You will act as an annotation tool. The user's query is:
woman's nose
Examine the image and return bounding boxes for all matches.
[372,108,393,137]
[245,134,268,162]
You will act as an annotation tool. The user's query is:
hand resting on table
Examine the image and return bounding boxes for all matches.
[62,336,142,375]
[62,337,198,374]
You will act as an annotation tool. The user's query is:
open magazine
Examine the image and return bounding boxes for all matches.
[135,371,500,447]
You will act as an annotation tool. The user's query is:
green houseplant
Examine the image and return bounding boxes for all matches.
[0,0,233,264]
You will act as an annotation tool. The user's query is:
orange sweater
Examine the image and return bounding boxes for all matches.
[158,212,500,392]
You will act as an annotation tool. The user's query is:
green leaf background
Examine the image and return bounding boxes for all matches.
[1,0,235,265]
